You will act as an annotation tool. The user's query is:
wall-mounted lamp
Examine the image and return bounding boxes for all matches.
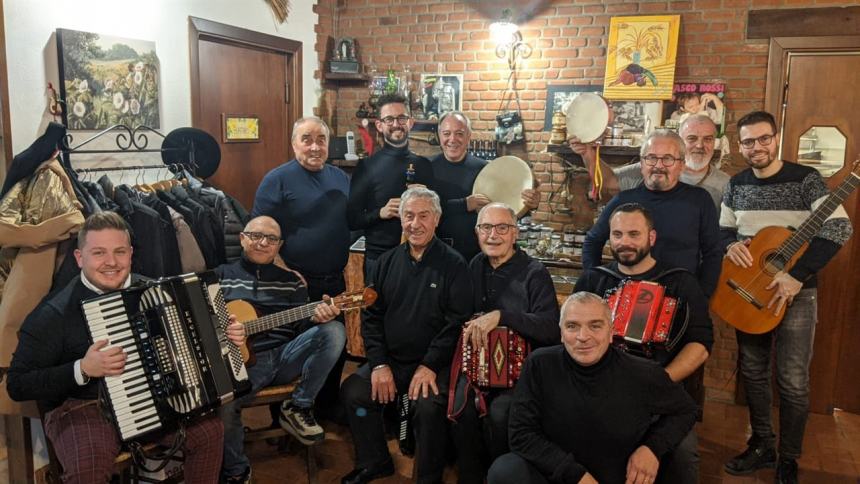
[490,11,532,69]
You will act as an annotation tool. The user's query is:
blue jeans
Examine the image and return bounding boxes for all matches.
[220,321,346,476]
[736,288,817,459]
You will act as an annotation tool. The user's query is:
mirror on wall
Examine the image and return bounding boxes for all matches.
[797,126,846,178]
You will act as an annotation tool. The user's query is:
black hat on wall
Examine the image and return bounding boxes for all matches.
[161,127,221,178]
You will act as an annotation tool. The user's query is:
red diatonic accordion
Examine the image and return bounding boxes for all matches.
[461,326,530,388]
[607,280,678,357]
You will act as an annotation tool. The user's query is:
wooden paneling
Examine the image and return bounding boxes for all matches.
[748,7,860,40]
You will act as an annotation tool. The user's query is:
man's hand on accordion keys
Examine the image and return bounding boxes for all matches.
[464,311,501,350]
[408,365,438,400]
[225,314,245,346]
[83,339,128,378]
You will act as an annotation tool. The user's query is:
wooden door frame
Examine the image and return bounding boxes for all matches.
[188,16,302,158]
[0,0,14,170]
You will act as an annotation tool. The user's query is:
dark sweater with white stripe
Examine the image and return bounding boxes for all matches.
[215,257,310,352]
[719,161,853,287]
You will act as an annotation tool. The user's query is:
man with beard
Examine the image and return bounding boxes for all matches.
[431,112,540,260]
[574,203,713,484]
[570,114,729,211]
[581,129,722,297]
[720,111,852,484]
[347,94,435,278]
[340,187,472,484]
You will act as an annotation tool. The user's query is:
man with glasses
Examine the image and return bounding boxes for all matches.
[720,111,852,484]
[347,93,435,278]
[581,129,722,297]
[450,202,559,484]
[574,203,714,484]
[216,216,345,484]
[570,114,729,211]
[432,112,540,260]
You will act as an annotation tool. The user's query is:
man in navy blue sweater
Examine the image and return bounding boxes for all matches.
[582,129,722,297]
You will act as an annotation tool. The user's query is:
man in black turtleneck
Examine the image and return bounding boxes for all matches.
[347,93,434,278]
[487,292,697,484]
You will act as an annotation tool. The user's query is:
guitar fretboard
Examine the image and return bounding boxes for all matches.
[244,302,319,335]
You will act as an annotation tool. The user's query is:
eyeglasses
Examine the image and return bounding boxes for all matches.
[476,223,516,235]
[739,134,775,149]
[242,232,281,244]
[380,115,410,126]
[642,154,681,167]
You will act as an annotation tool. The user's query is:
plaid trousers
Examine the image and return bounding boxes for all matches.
[44,398,224,483]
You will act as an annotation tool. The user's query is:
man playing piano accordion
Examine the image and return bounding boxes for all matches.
[7,211,246,484]
[449,203,560,484]
[573,203,713,484]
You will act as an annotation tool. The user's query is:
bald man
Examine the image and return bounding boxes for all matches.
[216,216,346,483]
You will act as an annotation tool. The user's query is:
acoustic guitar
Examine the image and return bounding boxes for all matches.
[711,161,860,334]
[226,287,377,366]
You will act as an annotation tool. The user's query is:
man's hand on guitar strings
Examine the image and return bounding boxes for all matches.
[311,295,341,324]
[766,271,802,315]
[725,239,753,268]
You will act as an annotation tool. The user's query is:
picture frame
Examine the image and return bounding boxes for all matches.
[608,100,663,136]
[56,28,161,130]
[419,74,463,119]
[603,15,681,100]
[222,114,260,143]
[661,81,727,136]
[543,85,603,131]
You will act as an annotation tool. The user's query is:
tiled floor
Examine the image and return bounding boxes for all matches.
[245,399,860,483]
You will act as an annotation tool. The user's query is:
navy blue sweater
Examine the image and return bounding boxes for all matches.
[347,143,434,259]
[431,153,488,261]
[582,182,722,297]
[252,160,351,276]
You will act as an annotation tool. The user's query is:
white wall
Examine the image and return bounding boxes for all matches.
[4,0,321,156]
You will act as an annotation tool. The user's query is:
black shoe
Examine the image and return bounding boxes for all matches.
[724,444,777,475]
[341,460,395,484]
[222,466,252,484]
[775,458,798,484]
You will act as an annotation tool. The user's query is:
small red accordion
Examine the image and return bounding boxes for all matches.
[460,326,530,388]
[607,280,678,357]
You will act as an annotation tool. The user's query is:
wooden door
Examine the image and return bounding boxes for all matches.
[767,36,860,414]
[189,17,303,210]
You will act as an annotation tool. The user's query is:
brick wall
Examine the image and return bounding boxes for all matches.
[312,0,833,403]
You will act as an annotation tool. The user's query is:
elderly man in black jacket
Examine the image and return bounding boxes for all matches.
[340,187,473,484]
[450,202,560,484]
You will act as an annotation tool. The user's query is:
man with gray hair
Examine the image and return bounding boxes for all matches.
[569,114,730,211]
[341,187,473,484]
[487,292,697,484]
[432,111,539,260]
[581,129,722,297]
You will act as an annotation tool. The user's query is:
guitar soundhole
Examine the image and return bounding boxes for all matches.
[762,250,787,275]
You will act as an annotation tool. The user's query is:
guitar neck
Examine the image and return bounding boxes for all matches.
[244,301,319,336]
[780,172,859,259]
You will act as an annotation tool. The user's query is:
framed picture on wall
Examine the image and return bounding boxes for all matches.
[609,100,663,135]
[662,81,727,135]
[222,114,260,143]
[603,15,681,100]
[419,74,463,119]
[56,28,161,130]
[543,85,603,131]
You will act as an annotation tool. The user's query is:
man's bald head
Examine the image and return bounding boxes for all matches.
[240,216,283,264]
[244,216,282,238]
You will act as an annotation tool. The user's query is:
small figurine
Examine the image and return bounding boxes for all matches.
[550,110,567,145]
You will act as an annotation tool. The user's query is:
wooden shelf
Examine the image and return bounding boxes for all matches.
[323,72,369,82]
[546,143,641,157]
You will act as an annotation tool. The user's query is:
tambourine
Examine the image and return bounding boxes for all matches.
[472,156,534,217]
[565,93,613,144]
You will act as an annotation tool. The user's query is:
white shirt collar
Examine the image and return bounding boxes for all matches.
[80,272,132,295]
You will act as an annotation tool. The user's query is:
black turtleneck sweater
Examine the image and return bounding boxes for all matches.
[582,182,722,297]
[431,153,488,260]
[215,256,310,352]
[509,346,697,484]
[346,142,434,259]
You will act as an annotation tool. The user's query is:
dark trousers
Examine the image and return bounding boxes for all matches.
[341,363,450,484]
[304,272,348,412]
[487,453,549,484]
[657,429,699,484]
[450,389,514,484]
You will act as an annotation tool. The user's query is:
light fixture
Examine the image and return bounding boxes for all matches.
[490,9,532,69]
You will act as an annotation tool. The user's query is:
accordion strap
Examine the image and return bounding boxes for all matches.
[593,264,691,283]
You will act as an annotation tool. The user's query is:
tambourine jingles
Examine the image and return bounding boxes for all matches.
[565,92,613,144]
[472,156,534,217]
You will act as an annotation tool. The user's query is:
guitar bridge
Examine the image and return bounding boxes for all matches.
[727,279,764,309]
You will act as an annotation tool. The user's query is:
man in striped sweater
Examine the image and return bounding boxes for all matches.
[720,111,852,484]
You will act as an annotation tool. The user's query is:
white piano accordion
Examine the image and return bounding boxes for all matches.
[81,271,250,442]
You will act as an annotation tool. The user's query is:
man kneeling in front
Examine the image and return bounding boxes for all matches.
[488,292,697,484]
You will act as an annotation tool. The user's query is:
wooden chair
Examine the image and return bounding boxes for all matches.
[241,381,318,484]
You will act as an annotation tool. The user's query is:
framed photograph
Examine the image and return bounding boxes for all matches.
[662,82,727,135]
[222,114,260,143]
[603,15,681,100]
[56,28,160,130]
[609,100,663,135]
[419,74,463,119]
[543,85,603,131]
